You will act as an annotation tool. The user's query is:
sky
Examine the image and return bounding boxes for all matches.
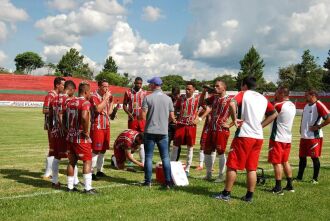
[0,0,330,83]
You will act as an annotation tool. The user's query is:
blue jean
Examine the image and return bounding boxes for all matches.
[144,133,172,184]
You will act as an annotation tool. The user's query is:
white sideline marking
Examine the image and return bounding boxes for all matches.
[0,182,139,201]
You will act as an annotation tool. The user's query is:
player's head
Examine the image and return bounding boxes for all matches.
[64,80,76,97]
[134,77,143,91]
[147,77,162,90]
[97,79,109,96]
[214,80,226,94]
[241,76,257,91]
[275,86,289,101]
[54,77,65,93]
[305,89,318,103]
[185,81,196,97]
[79,81,91,99]
[135,132,144,145]
[172,86,180,98]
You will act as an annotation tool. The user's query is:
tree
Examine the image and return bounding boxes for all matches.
[103,56,118,73]
[57,48,92,79]
[160,75,186,91]
[14,51,44,74]
[236,46,265,90]
[322,49,330,91]
[95,71,130,87]
[277,65,297,89]
[0,66,9,73]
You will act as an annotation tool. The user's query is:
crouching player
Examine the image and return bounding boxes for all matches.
[66,82,96,194]
[112,129,144,170]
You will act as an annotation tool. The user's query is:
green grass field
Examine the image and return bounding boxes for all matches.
[0,107,329,221]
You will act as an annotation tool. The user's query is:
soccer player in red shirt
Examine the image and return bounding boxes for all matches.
[66,82,95,193]
[42,77,65,179]
[296,89,330,184]
[112,129,144,169]
[90,79,114,180]
[123,77,147,165]
[216,77,277,202]
[171,82,200,176]
[195,80,233,182]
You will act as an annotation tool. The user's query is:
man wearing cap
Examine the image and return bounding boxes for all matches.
[141,77,176,188]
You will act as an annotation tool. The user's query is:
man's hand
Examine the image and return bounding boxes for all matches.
[103,91,111,101]
[234,119,244,128]
[309,125,319,131]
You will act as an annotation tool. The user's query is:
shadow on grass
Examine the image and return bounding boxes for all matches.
[0,169,50,188]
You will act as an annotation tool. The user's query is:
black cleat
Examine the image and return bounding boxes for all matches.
[96,171,107,177]
[67,187,79,192]
[271,187,284,195]
[82,189,97,194]
[92,174,99,181]
[241,195,253,203]
[283,186,295,192]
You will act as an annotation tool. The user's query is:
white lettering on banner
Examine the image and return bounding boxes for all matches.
[0,101,43,107]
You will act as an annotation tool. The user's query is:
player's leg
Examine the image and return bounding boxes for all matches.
[215,130,229,182]
[143,133,155,185]
[272,164,283,194]
[51,156,61,188]
[171,125,183,161]
[185,125,197,176]
[203,132,214,180]
[215,153,226,183]
[157,134,172,187]
[244,170,257,201]
[67,143,78,192]
[311,157,320,183]
[296,139,307,180]
[96,128,109,177]
[43,130,54,179]
[91,150,99,180]
[282,161,294,191]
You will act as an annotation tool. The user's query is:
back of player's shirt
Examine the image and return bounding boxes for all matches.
[270,100,296,143]
[233,90,275,139]
[43,90,57,130]
[176,94,200,125]
[124,88,147,120]
[90,91,113,129]
[66,97,91,143]
[300,100,330,139]
[114,129,140,151]
[206,94,231,131]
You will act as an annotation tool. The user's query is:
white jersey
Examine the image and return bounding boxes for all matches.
[233,90,275,139]
[270,100,296,143]
[300,100,330,139]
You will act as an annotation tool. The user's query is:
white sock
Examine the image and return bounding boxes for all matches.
[185,147,194,172]
[171,146,179,161]
[73,165,79,185]
[204,154,213,176]
[67,176,74,190]
[92,153,98,173]
[96,153,105,172]
[211,151,216,165]
[83,173,92,191]
[112,155,118,168]
[219,153,227,177]
[199,150,205,167]
[44,156,54,177]
[51,158,60,184]
[139,144,145,164]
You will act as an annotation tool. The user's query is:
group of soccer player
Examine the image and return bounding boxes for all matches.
[42,75,330,201]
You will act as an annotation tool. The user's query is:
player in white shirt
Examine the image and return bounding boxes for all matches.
[296,90,330,184]
[268,86,296,194]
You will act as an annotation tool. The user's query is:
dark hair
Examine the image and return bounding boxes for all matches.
[136,132,144,144]
[64,80,76,90]
[214,79,227,90]
[135,77,143,82]
[186,81,196,88]
[277,86,289,96]
[98,79,108,87]
[171,86,180,95]
[78,82,90,95]
[54,77,65,88]
[306,89,318,97]
[242,76,257,90]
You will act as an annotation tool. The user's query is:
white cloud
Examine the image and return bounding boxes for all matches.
[0,50,7,66]
[42,43,83,64]
[47,0,78,11]
[123,0,133,5]
[222,19,239,29]
[141,6,163,22]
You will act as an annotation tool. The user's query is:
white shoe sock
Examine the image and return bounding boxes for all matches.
[96,153,105,172]
[51,158,60,184]
[211,151,216,166]
[73,165,79,185]
[44,156,54,177]
[204,154,213,176]
[199,150,205,167]
[139,144,145,164]
[112,155,118,168]
[185,147,194,172]
[171,146,179,161]
[219,153,227,177]
[83,173,92,191]
[67,176,74,190]
[92,153,98,173]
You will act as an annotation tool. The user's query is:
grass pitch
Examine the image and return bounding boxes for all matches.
[0,107,329,221]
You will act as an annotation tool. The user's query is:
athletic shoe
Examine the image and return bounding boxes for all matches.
[74,182,84,188]
[214,175,225,183]
[42,175,52,181]
[241,196,253,203]
[195,166,203,171]
[214,193,231,202]
[66,187,79,192]
[185,171,189,177]
[271,187,284,195]
[96,171,107,177]
[92,173,99,181]
[203,173,212,181]
[51,182,61,190]
[140,181,151,188]
[82,189,97,195]
[283,186,295,192]
[311,179,319,184]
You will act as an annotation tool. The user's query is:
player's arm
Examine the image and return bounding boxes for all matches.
[108,96,114,115]
[81,110,90,137]
[194,106,211,124]
[310,116,330,131]
[122,92,134,119]
[169,111,176,124]
[198,88,208,107]
[125,149,143,167]
[94,91,111,113]
[229,100,243,127]
[261,111,278,128]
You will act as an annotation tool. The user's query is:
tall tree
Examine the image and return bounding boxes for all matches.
[322,49,330,91]
[95,71,129,87]
[160,75,186,91]
[277,64,297,89]
[57,48,92,79]
[14,51,44,74]
[236,46,265,90]
[103,56,118,73]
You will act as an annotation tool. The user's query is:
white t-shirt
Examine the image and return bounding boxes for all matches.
[300,100,330,139]
[233,90,275,139]
[270,100,296,143]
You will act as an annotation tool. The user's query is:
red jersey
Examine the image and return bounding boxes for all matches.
[66,97,91,144]
[49,93,67,130]
[206,94,231,131]
[61,94,75,130]
[176,94,200,125]
[43,90,57,130]
[90,91,113,129]
[114,129,140,152]
[123,88,147,119]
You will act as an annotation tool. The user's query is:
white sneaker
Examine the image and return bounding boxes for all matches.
[214,175,225,183]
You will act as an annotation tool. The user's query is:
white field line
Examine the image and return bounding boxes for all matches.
[0,182,139,201]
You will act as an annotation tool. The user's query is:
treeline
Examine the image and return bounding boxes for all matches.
[2,47,330,92]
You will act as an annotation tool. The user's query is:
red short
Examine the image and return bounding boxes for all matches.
[268,140,291,164]
[47,130,55,157]
[68,142,92,161]
[114,147,126,167]
[204,130,230,155]
[128,119,145,132]
[90,127,110,151]
[173,124,197,147]
[299,138,323,158]
[227,137,263,171]
[199,129,208,150]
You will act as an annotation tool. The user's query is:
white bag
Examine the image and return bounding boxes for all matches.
[170,161,189,186]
